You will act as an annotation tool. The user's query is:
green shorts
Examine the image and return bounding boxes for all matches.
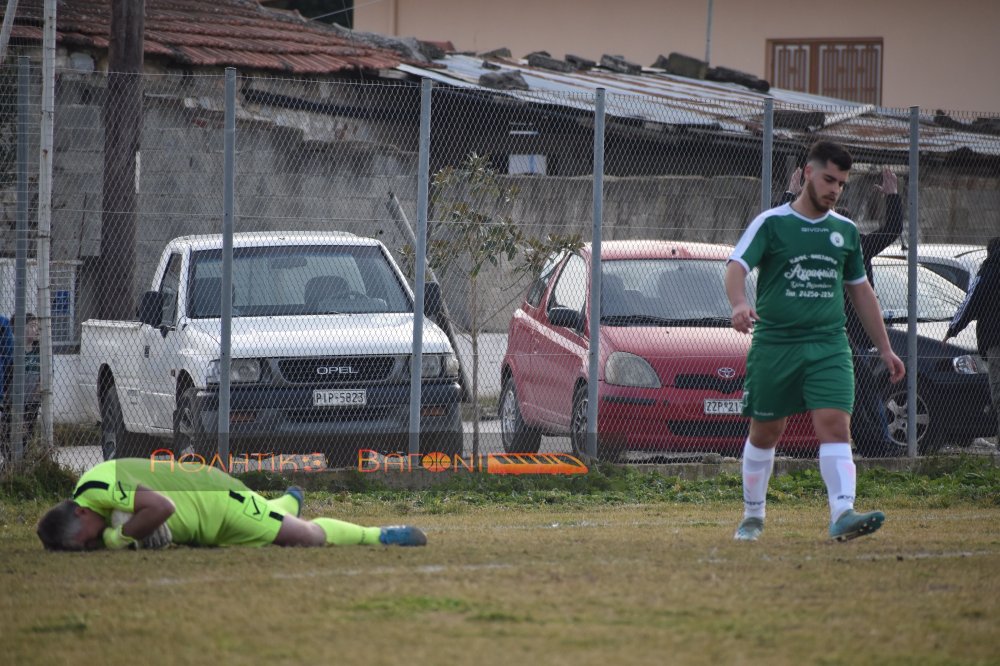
[742,337,854,421]
[215,489,289,547]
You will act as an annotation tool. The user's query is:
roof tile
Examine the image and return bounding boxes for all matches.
[5,0,403,74]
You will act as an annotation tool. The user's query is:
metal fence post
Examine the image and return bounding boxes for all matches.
[761,97,773,213]
[218,67,236,468]
[586,88,606,461]
[409,78,432,459]
[36,0,55,449]
[907,106,920,458]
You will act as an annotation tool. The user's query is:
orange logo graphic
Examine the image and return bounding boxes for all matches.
[421,452,452,472]
[486,452,588,475]
[358,449,588,475]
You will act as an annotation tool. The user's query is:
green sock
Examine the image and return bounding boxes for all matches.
[312,518,381,546]
[270,493,300,517]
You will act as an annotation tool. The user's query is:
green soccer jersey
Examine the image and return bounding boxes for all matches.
[72,458,255,546]
[729,203,867,343]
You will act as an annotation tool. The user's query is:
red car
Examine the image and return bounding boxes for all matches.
[499,240,816,460]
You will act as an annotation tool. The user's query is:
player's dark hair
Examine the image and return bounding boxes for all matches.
[987,236,1000,258]
[807,140,853,171]
[36,500,84,551]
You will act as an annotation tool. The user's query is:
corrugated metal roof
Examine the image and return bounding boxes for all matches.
[399,55,1000,157]
[4,0,404,74]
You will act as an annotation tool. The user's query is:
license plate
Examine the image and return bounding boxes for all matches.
[704,398,742,415]
[313,389,367,407]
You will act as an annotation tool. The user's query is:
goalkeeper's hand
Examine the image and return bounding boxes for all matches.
[110,509,173,550]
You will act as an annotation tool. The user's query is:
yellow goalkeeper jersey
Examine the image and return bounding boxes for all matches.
[72,458,261,546]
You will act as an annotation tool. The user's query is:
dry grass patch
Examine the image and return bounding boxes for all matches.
[2,499,998,665]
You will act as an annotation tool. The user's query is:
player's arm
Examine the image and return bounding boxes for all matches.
[845,280,905,383]
[725,261,758,334]
[103,485,176,549]
[121,485,175,540]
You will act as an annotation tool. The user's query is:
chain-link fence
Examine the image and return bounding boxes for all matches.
[2,59,998,475]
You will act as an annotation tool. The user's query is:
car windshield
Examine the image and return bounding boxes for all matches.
[600,258,737,324]
[871,261,967,321]
[188,245,412,318]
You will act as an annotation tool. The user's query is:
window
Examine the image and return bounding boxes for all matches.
[549,254,587,314]
[189,245,410,317]
[767,38,882,105]
[526,250,567,307]
[159,253,183,326]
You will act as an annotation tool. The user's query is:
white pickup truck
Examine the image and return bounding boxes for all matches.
[79,232,463,465]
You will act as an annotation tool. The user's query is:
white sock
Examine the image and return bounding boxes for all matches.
[742,440,775,520]
[819,442,856,522]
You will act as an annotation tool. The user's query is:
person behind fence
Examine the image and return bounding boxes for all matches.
[0,313,11,428]
[944,236,1000,443]
[2,313,41,448]
[780,165,904,449]
[36,457,427,550]
[19,314,40,435]
[725,140,906,543]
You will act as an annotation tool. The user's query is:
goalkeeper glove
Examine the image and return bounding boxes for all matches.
[102,524,137,550]
[109,509,173,550]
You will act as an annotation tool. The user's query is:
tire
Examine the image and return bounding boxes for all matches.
[100,383,137,460]
[174,386,215,459]
[881,383,941,455]
[499,379,541,454]
[570,383,617,463]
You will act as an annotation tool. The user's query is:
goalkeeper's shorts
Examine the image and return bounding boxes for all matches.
[215,489,290,547]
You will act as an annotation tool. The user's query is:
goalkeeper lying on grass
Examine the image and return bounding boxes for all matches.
[36,458,426,551]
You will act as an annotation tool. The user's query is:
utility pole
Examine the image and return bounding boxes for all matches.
[705,0,714,66]
[97,0,144,320]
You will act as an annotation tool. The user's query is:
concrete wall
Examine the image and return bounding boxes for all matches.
[435,169,1000,336]
[357,0,1000,112]
[3,67,997,338]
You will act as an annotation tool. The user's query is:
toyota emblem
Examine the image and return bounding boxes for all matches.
[717,367,736,379]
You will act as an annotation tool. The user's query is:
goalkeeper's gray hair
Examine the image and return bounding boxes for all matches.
[36,500,85,551]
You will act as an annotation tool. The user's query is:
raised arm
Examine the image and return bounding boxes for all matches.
[775,167,803,207]
[861,167,904,259]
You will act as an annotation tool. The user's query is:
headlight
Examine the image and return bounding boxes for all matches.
[953,354,988,374]
[605,351,661,388]
[414,353,460,379]
[442,353,460,379]
[206,359,262,384]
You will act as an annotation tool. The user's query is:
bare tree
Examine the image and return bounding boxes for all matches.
[415,153,581,463]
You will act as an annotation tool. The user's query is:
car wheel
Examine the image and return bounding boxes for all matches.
[174,386,214,460]
[100,383,139,460]
[500,379,541,454]
[881,384,941,455]
[571,384,617,463]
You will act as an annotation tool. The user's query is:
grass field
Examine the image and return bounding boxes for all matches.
[2,459,999,665]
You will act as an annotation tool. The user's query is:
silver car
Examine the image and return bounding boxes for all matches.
[877,243,987,291]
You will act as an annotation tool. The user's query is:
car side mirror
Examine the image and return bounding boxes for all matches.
[137,291,163,327]
[423,282,442,318]
[548,306,583,330]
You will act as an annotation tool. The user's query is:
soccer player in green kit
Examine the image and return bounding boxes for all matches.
[36,458,426,550]
[725,141,906,542]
